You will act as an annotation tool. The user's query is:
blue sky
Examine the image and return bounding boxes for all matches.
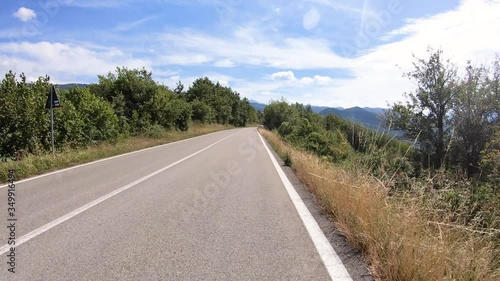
[1,0,499,107]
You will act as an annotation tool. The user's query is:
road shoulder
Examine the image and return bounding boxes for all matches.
[259,132,374,281]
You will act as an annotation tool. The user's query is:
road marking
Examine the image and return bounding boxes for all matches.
[258,132,353,281]
[0,129,239,188]
[0,130,241,255]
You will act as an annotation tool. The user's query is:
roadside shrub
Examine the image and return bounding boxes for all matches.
[0,73,51,157]
[172,99,192,131]
[58,87,119,146]
[191,100,215,123]
[143,124,167,139]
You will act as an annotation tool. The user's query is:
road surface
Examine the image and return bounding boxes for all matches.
[0,128,352,280]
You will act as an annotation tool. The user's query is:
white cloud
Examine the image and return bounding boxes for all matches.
[160,54,210,65]
[0,28,27,39]
[13,7,36,22]
[231,0,500,107]
[0,41,151,83]
[159,72,235,91]
[313,75,332,84]
[214,59,235,67]
[161,29,352,69]
[271,71,296,81]
[337,0,500,107]
[271,71,333,85]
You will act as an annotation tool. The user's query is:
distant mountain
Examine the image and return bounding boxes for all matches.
[310,106,329,113]
[56,83,89,90]
[250,101,266,112]
[363,107,386,115]
[320,106,385,131]
[249,101,343,113]
[249,101,389,130]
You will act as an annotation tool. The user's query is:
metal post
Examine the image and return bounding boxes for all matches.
[50,86,54,157]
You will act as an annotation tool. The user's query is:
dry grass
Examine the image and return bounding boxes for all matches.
[0,124,232,183]
[260,128,499,281]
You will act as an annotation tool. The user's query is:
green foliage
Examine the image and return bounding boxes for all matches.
[273,103,352,162]
[385,48,457,169]
[172,99,192,131]
[263,99,298,130]
[303,131,350,161]
[57,87,119,146]
[423,176,500,229]
[283,151,292,166]
[191,100,215,123]
[90,67,157,118]
[143,124,167,139]
[0,72,51,156]
[0,73,121,157]
[186,77,257,127]
[270,101,405,164]
[386,49,499,178]
[480,130,500,187]
[0,68,255,158]
[449,61,499,176]
[266,95,499,229]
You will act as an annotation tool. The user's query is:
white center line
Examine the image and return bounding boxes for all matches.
[258,132,353,281]
[0,130,241,255]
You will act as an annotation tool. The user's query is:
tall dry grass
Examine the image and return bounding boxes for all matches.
[260,128,499,281]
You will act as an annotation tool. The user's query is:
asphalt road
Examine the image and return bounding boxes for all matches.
[0,127,352,281]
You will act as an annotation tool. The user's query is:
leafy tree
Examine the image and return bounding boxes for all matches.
[480,129,500,186]
[172,99,192,131]
[90,67,158,119]
[242,97,258,125]
[190,100,215,123]
[60,87,119,144]
[0,72,51,157]
[324,113,343,131]
[263,99,299,130]
[185,77,215,102]
[143,86,178,129]
[174,80,185,95]
[450,61,499,176]
[386,48,458,169]
[185,77,256,126]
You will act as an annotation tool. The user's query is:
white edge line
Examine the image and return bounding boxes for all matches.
[0,128,238,188]
[0,130,241,255]
[258,132,353,281]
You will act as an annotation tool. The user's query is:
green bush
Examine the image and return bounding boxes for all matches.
[0,72,51,157]
[191,99,215,123]
[173,99,192,131]
[143,124,167,139]
[56,87,119,147]
[263,99,298,130]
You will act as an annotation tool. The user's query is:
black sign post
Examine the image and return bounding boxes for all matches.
[45,85,61,156]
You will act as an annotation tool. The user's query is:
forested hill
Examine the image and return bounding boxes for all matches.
[319,106,383,130]
[57,83,89,90]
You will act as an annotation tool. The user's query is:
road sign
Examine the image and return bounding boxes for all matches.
[46,84,60,157]
[45,85,61,109]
